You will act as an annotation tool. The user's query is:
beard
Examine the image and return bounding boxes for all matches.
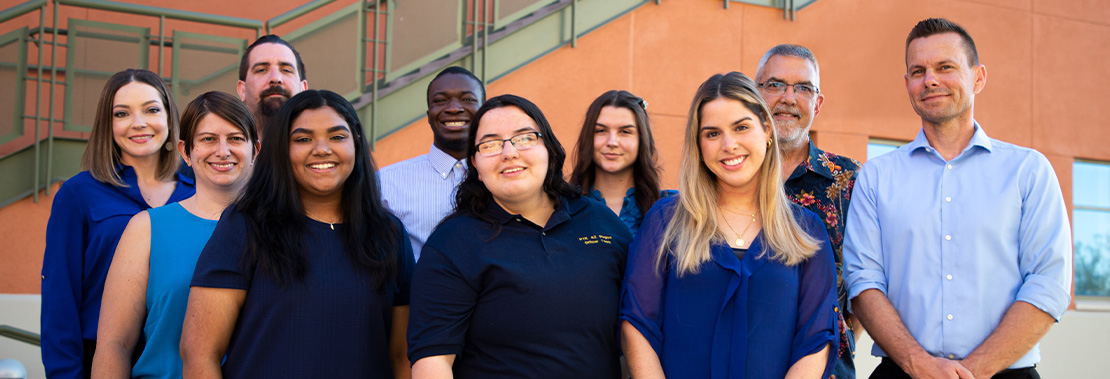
[256,84,293,117]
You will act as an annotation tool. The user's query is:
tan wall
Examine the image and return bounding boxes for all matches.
[3,0,1109,295]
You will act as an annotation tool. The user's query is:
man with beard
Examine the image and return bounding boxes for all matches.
[755,43,861,379]
[237,35,307,134]
[378,67,485,260]
[844,18,1070,379]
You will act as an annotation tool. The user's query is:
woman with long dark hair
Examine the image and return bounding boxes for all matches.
[569,90,672,236]
[180,90,413,377]
[621,72,839,378]
[408,94,632,378]
[92,91,258,379]
[41,69,194,379]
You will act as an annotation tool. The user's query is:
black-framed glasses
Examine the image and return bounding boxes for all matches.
[758,81,820,99]
[475,131,543,156]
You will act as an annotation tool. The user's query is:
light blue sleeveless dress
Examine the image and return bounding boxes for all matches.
[131,202,217,379]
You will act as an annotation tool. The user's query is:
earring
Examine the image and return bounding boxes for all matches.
[766,139,772,147]
[165,141,173,151]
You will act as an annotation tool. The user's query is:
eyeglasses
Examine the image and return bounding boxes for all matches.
[758,81,820,99]
[475,131,543,156]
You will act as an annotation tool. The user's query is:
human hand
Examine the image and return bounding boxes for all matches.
[906,355,975,379]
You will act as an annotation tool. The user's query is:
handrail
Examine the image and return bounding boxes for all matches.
[56,0,264,30]
[0,0,47,24]
[267,0,335,33]
[0,325,41,347]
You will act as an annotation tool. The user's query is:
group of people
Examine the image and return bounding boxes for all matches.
[39,17,1070,379]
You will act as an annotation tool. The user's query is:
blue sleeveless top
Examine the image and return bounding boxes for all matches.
[131,202,217,379]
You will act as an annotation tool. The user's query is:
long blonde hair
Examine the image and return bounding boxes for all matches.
[657,72,819,276]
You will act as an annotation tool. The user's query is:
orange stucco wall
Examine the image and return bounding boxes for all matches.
[2,0,1108,293]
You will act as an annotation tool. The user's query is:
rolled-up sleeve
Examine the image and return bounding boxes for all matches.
[619,198,671,355]
[791,210,840,378]
[40,183,88,379]
[842,162,888,310]
[1014,152,1072,321]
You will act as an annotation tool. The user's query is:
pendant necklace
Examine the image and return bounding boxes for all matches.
[305,210,338,230]
[721,209,757,247]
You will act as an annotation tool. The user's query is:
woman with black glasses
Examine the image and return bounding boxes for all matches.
[408,94,632,378]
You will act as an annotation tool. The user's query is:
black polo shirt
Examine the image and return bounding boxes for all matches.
[408,195,631,378]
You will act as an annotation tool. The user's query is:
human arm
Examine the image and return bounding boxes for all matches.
[40,182,90,379]
[960,153,1071,377]
[785,344,829,379]
[391,305,411,378]
[179,286,246,379]
[853,290,973,379]
[621,320,664,379]
[411,355,455,379]
[91,212,152,379]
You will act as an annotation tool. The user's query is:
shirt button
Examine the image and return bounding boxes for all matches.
[945,235,952,241]
[946,164,953,170]
[947,314,954,320]
[542,232,546,236]
[946,274,953,280]
[926,147,932,152]
[948,354,955,359]
[945,197,952,203]
[441,172,448,179]
[41,275,45,279]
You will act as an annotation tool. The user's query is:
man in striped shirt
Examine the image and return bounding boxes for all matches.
[379,67,486,260]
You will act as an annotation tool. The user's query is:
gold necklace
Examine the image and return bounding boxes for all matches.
[304,210,339,230]
[720,210,757,247]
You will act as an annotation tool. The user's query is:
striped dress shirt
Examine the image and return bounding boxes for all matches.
[379,146,467,261]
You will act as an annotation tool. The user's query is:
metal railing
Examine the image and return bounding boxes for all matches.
[0,0,678,208]
[0,325,40,347]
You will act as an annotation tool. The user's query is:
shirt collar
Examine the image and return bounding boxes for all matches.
[485,196,584,229]
[791,142,835,181]
[908,120,993,156]
[427,145,466,178]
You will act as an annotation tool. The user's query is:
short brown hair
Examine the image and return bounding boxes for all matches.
[179,91,258,155]
[906,17,979,67]
[81,69,180,186]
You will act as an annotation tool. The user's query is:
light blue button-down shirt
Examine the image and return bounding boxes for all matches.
[843,122,1071,368]
[379,146,467,261]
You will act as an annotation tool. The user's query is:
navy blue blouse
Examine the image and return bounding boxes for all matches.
[620,197,839,378]
[40,166,194,379]
[408,196,632,378]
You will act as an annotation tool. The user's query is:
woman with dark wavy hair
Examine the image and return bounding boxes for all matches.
[41,68,194,379]
[180,90,413,378]
[408,94,632,378]
[569,90,673,236]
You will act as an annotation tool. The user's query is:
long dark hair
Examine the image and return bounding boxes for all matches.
[568,90,663,215]
[235,89,398,288]
[454,94,579,230]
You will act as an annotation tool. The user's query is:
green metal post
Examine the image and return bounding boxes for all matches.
[371,1,380,149]
[47,0,59,196]
[158,15,164,75]
[471,0,478,74]
[481,0,487,82]
[34,6,45,202]
[571,0,577,48]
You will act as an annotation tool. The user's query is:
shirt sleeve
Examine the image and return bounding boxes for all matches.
[790,209,841,378]
[40,182,89,379]
[407,241,480,363]
[392,216,415,306]
[190,208,253,290]
[842,162,887,311]
[1014,152,1072,321]
[619,198,672,355]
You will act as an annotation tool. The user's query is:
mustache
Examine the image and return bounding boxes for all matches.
[771,103,800,117]
[260,85,292,99]
[920,88,949,100]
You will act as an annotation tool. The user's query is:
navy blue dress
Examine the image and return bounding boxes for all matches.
[190,209,414,378]
[40,166,194,379]
[620,197,839,378]
[408,196,632,378]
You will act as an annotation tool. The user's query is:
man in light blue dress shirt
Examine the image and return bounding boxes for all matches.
[379,67,485,260]
[843,18,1071,379]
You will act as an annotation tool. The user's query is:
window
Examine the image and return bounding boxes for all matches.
[1074,160,1110,298]
[867,139,905,160]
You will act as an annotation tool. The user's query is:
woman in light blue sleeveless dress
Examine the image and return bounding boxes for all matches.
[91,91,257,378]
